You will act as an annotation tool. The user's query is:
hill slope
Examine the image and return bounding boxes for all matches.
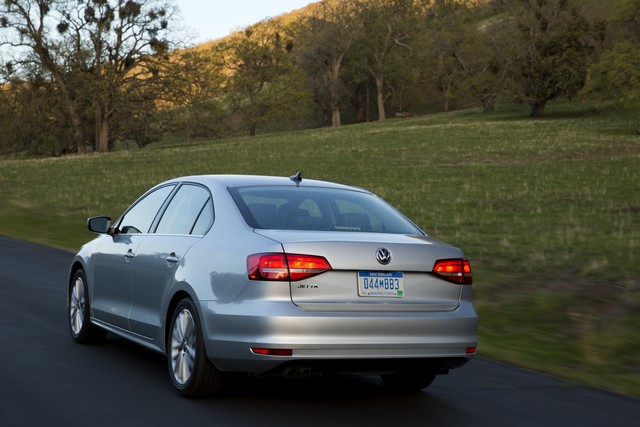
[1,102,639,396]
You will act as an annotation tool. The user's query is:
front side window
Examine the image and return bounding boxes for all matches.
[118,185,175,234]
[229,185,422,234]
[156,184,213,235]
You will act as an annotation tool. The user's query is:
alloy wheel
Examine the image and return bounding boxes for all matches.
[69,276,85,337]
[170,309,197,385]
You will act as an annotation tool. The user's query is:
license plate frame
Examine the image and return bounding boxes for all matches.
[357,272,404,298]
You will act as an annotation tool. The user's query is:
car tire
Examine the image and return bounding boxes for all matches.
[167,298,225,397]
[68,269,107,343]
[380,371,436,391]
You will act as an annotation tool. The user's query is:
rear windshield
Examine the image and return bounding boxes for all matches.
[229,185,422,234]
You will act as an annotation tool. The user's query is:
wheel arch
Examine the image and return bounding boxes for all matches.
[69,261,84,281]
[68,261,85,302]
[164,290,195,353]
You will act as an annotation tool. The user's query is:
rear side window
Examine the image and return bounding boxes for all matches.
[191,198,214,235]
[229,186,421,234]
[156,184,213,235]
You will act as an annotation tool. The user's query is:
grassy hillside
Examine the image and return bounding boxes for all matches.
[1,102,639,396]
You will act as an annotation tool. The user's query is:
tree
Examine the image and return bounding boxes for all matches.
[614,0,640,43]
[509,0,597,117]
[429,0,518,112]
[295,0,363,127]
[0,0,177,153]
[581,0,640,105]
[159,48,227,141]
[582,41,640,104]
[425,0,469,112]
[215,21,304,136]
[354,0,416,121]
[111,73,170,148]
[0,75,75,156]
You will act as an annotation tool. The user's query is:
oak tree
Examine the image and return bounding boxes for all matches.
[1,0,177,153]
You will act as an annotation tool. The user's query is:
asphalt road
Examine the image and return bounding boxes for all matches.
[0,236,638,427]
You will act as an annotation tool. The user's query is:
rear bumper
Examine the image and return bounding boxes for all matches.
[200,300,478,374]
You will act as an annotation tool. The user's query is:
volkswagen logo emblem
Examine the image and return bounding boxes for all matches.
[376,248,392,265]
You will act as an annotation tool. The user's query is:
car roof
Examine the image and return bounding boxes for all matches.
[163,174,367,193]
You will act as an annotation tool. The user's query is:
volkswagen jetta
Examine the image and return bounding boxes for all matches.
[67,174,477,397]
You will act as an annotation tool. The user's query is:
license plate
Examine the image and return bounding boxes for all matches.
[358,272,404,297]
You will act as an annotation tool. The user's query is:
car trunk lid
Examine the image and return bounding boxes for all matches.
[254,230,465,312]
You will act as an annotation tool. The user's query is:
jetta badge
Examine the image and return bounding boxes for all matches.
[376,248,392,265]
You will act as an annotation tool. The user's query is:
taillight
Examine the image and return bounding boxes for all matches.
[432,259,472,285]
[248,253,332,281]
[248,254,289,280]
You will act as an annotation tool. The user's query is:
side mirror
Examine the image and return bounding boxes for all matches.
[87,216,111,234]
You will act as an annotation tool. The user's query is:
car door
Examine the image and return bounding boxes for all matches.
[91,184,176,329]
[128,184,214,338]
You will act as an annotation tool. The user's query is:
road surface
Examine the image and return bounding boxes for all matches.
[0,237,637,426]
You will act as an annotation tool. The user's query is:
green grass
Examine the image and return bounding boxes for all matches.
[1,102,639,396]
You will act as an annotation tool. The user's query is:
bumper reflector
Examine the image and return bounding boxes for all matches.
[251,348,293,357]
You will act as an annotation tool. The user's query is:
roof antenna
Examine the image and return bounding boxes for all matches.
[289,171,302,187]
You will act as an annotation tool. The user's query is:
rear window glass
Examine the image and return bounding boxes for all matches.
[229,186,421,234]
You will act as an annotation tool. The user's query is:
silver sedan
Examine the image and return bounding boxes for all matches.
[67,174,478,397]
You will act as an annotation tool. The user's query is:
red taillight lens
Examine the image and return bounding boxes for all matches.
[248,254,289,280]
[287,254,332,281]
[248,253,331,281]
[432,259,472,285]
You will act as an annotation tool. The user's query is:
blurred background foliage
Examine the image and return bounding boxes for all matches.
[1,0,639,156]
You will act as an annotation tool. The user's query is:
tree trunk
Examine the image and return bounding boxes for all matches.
[331,106,341,127]
[353,81,368,123]
[375,75,386,121]
[329,58,342,127]
[69,106,87,155]
[531,101,547,117]
[95,107,110,153]
[482,103,495,113]
[481,95,496,113]
[366,83,370,122]
[329,78,341,127]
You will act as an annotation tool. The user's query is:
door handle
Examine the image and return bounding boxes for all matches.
[166,252,179,265]
[125,249,135,261]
